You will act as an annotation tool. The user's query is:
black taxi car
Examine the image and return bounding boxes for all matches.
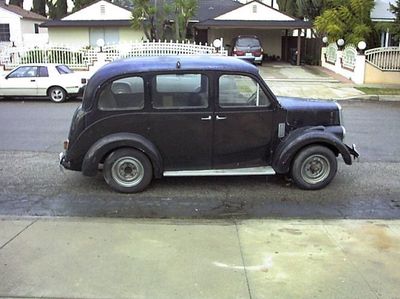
[59,56,359,193]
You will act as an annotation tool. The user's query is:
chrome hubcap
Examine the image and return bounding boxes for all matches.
[301,154,330,184]
[111,157,144,187]
[51,89,64,101]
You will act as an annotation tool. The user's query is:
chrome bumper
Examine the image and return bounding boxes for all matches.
[346,144,360,161]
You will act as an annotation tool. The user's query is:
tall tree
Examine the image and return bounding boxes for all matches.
[314,0,375,44]
[72,0,97,12]
[173,0,197,40]
[32,0,47,16]
[9,0,24,7]
[276,0,298,17]
[47,0,68,19]
[390,0,400,42]
[131,0,172,41]
[296,0,325,21]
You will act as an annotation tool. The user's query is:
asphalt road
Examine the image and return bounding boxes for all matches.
[0,98,399,219]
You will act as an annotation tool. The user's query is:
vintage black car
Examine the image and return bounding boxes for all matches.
[59,56,359,193]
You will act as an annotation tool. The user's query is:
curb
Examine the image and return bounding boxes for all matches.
[264,78,340,83]
[338,95,400,102]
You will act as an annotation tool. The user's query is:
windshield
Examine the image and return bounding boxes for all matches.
[236,38,261,47]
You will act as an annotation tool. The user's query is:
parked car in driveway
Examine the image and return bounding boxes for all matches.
[59,56,359,193]
[230,35,264,65]
[0,64,86,103]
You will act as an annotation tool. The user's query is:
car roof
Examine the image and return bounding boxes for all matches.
[83,55,260,108]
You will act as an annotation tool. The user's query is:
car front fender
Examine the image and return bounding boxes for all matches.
[81,132,163,178]
[272,126,354,174]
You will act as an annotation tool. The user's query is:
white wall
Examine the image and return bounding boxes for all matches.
[0,8,22,45]
[321,47,365,84]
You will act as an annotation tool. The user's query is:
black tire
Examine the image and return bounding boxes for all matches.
[48,86,67,103]
[103,148,153,193]
[291,145,337,190]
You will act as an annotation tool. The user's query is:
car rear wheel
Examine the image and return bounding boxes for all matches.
[103,148,153,193]
[49,86,67,103]
[291,145,337,190]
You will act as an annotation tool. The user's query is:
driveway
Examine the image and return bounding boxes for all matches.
[259,63,365,100]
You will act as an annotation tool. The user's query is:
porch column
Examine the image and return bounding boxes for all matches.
[296,28,301,66]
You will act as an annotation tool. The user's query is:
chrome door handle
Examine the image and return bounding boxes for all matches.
[216,115,227,120]
[201,116,212,121]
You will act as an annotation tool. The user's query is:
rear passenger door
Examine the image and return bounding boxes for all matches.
[147,73,212,171]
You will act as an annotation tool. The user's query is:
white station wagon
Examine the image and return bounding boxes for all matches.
[0,63,86,103]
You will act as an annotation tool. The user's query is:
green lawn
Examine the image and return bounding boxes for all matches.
[355,87,400,95]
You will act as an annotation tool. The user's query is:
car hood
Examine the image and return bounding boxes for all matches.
[277,96,341,127]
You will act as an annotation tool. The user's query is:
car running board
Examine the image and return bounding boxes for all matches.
[163,166,276,177]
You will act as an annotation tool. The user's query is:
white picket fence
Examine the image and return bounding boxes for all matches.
[0,41,227,70]
[365,47,400,71]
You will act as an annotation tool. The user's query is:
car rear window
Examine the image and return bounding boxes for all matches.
[98,76,144,110]
[56,65,73,74]
[236,38,261,47]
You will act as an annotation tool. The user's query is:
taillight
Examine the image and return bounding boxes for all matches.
[233,48,245,56]
[253,50,262,57]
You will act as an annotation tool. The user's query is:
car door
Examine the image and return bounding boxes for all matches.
[213,73,275,169]
[0,66,39,96]
[147,73,213,171]
[35,66,50,96]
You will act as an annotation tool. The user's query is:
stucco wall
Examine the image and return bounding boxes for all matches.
[119,28,146,43]
[364,62,400,84]
[48,28,90,47]
[209,28,283,58]
[48,27,145,47]
[0,8,22,45]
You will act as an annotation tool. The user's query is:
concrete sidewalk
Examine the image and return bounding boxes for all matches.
[1,217,399,299]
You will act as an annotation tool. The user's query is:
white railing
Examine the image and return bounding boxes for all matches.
[365,47,400,71]
[341,45,357,70]
[0,41,227,70]
[0,45,97,69]
[103,40,227,61]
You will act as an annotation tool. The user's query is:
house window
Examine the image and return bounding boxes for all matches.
[0,24,10,41]
[89,28,119,47]
[34,24,39,34]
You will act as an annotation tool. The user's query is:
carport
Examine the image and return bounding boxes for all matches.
[193,1,312,66]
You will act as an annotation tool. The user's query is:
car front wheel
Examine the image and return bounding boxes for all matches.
[103,148,153,193]
[291,145,337,190]
[48,86,67,103]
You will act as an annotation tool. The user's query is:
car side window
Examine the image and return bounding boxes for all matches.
[98,76,144,110]
[219,75,270,108]
[38,66,49,77]
[152,74,208,109]
[8,66,38,78]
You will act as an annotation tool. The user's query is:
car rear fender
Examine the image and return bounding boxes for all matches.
[81,133,163,178]
[272,126,353,174]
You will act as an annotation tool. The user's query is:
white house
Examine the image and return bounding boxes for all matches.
[41,0,145,47]
[0,0,48,46]
[371,0,398,47]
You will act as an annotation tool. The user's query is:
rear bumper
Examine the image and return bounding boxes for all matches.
[59,152,70,170]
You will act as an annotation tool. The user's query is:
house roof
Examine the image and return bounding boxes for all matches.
[195,19,313,29]
[196,0,311,29]
[194,0,243,21]
[371,0,395,21]
[40,20,131,28]
[41,0,131,28]
[0,1,47,21]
